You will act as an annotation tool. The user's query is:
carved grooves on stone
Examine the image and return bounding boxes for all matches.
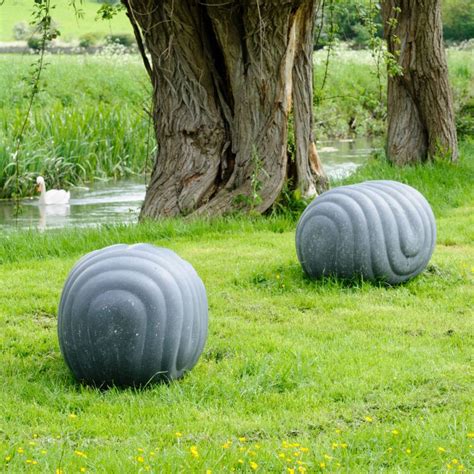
[296,181,436,284]
[58,244,208,387]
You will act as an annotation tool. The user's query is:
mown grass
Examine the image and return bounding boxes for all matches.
[0,0,132,42]
[0,152,473,472]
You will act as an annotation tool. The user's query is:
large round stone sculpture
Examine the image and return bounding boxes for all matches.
[58,243,208,387]
[296,180,436,284]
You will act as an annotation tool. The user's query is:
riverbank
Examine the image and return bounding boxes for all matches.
[0,47,472,199]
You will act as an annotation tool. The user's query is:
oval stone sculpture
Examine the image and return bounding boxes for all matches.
[296,180,436,284]
[58,243,208,387]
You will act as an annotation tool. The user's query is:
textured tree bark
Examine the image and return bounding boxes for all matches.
[381,0,458,165]
[125,0,327,218]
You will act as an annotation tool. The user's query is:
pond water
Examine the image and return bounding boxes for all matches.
[0,137,380,232]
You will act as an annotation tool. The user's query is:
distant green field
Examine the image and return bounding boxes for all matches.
[0,0,132,42]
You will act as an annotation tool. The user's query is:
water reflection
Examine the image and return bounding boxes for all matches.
[317,137,381,179]
[0,180,145,232]
[38,203,70,232]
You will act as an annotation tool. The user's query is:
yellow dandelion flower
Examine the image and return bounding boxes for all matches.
[190,446,199,459]
[80,469,87,473]
[296,461,305,465]
[32,461,38,465]
[56,469,64,474]
[438,447,446,453]
[320,462,326,468]
[32,434,38,439]
[324,454,332,460]
[255,443,261,449]
[74,450,87,458]
[5,456,12,462]
[249,461,258,471]
[300,447,309,453]
[458,465,465,472]
[17,447,24,454]
[41,450,47,455]
[364,416,373,423]
[222,440,232,449]
[447,464,453,470]
[391,430,399,436]
[406,448,412,454]
[291,443,300,448]
[150,451,156,456]
[68,413,77,419]
[331,442,339,450]
[238,459,244,464]
[238,437,247,442]
[341,443,348,449]
[293,451,301,457]
[287,469,295,474]
[467,433,474,439]
[26,460,33,464]
[452,459,459,465]
[278,453,286,458]
[136,456,144,463]
[335,429,342,434]
[175,432,182,438]
[298,467,306,474]
[206,470,212,474]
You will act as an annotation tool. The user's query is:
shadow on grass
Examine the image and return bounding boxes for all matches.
[236,261,463,294]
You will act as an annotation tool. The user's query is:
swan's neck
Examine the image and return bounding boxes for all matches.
[39,184,46,203]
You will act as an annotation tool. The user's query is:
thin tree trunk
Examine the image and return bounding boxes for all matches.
[291,1,328,196]
[125,0,327,218]
[381,0,457,165]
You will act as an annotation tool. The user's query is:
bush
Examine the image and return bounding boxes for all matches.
[13,21,31,41]
[79,33,102,48]
[443,0,474,41]
[27,36,45,51]
[105,33,135,47]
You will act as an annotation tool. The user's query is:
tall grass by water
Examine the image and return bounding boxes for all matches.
[0,53,152,198]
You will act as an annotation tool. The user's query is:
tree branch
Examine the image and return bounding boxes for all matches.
[122,0,153,81]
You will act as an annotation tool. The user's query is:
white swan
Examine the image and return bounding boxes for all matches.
[36,176,70,205]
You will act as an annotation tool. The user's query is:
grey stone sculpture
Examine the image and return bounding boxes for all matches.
[58,243,208,387]
[296,180,436,284]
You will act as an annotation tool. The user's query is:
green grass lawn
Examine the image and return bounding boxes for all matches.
[0,0,132,42]
[0,151,473,472]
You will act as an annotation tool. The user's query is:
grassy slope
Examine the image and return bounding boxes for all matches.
[0,0,132,42]
[0,148,473,472]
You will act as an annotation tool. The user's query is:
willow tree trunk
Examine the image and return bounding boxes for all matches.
[381,0,458,165]
[124,0,327,218]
